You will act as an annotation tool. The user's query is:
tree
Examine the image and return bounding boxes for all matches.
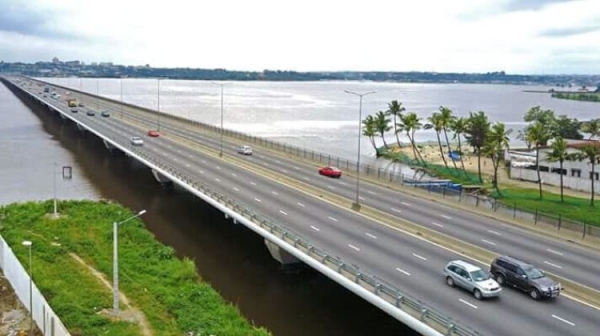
[581,119,600,140]
[525,122,552,198]
[387,100,405,149]
[362,115,378,153]
[464,111,490,183]
[450,117,468,174]
[524,106,556,127]
[374,110,392,149]
[484,122,511,195]
[546,137,570,202]
[400,112,426,163]
[572,144,600,206]
[554,115,583,140]
[439,106,458,169]
[424,113,449,168]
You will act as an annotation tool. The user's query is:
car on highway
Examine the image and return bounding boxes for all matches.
[101,111,110,117]
[86,110,95,116]
[78,102,85,107]
[130,137,144,146]
[319,166,342,178]
[444,260,501,300]
[70,108,78,113]
[238,145,253,155]
[490,256,560,300]
[147,130,160,137]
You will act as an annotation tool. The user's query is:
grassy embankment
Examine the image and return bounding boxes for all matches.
[551,92,600,103]
[380,150,600,227]
[0,200,270,336]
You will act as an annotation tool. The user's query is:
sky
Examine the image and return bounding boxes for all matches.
[0,0,599,74]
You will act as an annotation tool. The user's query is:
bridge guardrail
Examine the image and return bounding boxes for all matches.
[122,144,481,336]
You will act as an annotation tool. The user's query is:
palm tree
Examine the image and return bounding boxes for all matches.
[464,111,490,183]
[362,115,378,153]
[546,137,569,202]
[400,112,426,163]
[374,110,392,149]
[450,117,468,174]
[572,144,600,206]
[424,113,449,168]
[387,100,405,149]
[485,122,511,195]
[439,106,458,169]
[581,119,600,140]
[525,122,551,199]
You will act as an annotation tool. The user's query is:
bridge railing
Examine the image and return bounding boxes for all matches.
[122,144,481,336]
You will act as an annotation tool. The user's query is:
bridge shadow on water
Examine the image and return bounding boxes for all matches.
[19,91,418,336]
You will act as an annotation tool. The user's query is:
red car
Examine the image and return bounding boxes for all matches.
[147,130,160,137]
[319,166,342,178]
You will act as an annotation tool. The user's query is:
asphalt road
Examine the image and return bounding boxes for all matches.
[15,80,600,336]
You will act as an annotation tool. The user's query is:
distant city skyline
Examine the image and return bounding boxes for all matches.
[1,0,599,74]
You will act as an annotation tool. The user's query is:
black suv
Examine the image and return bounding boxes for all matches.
[490,256,561,300]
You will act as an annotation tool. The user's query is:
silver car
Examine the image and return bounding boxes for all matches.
[444,260,501,300]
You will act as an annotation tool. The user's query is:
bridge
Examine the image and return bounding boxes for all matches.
[3,76,600,336]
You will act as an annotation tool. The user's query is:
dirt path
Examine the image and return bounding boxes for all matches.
[69,254,153,336]
[0,271,42,336]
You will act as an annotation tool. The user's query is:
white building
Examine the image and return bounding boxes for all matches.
[507,140,600,195]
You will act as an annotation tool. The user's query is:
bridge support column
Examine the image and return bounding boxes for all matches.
[76,122,86,131]
[103,139,116,151]
[151,168,173,186]
[264,239,303,270]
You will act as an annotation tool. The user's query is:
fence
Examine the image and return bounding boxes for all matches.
[0,235,70,336]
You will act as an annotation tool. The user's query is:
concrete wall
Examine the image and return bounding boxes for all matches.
[511,167,600,195]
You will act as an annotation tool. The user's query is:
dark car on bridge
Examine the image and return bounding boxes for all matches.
[490,256,561,300]
[101,111,110,117]
[86,110,95,116]
[319,166,342,178]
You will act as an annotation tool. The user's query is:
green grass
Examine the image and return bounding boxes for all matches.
[0,200,270,336]
[493,187,600,226]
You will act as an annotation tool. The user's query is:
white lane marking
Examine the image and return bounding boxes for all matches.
[264,162,270,166]
[173,158,178,161]
[481,239,497,246]
[348,244,361,252]
[396,268,411,276]
[200,170,205,174]
[432,222,444,228]
[163,151,167,155]
[338,181,347,185]
[232,173,237,177]
[178,150,182,153]
[367,191,377,195]
[282,169,288,173]
[440,214,452,220]
[547,249,564,256]
[189,155,193,158]
[401,202,412,206]
[551,315,575,326]
[459,299,478,309]
[358,196,366,200]
[327,186,335,190]
[233,187,240,192]
[202,160,206,163]
[297,202,305,207]
[275,160,281,164]
[310,225,320,232]
[216,166,221,170]
[250,181,256,186]
[254,198,262,203]
[391,208,402,213]
[544,261,563,269]
[279,210,288,216]
[272,191,279,196]
[186,164,190,167]
[365,232,377,239]
[412,253,427,261]
[487,230,501,236]
[328,216,338,222]
[294,166,300,170]
[215,178,221,182]
[303,177,310,181]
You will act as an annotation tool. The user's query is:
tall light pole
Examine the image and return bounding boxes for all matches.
[113,210,147,318]
[96,78,100,111]
[53,162,58,217]
[211,83,227,157]
[157,79,161,132]
[22,240,33,333]
[120,78,124,119]
[344,90,376,211]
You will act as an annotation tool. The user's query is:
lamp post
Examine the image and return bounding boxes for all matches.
[53,162,58,217]
[344,90,376,211]
[120,78,124,119]
[157,79,161,132]
[22,240,33,333]
[211,83,226,157]
[96,78,100,111]
[113,210,147,318]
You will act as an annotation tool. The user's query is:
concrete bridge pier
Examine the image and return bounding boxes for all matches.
[76,122,86,131]
[264,239,304,271]
[103,139,117,153]
[151,168,174,187]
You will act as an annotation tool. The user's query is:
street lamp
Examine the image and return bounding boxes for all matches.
[113,210,146,318]
[53,162,58,217]
[211,82,227,157]
[344,90,377,211]
[96,78,100,111]
[22,240,33,333]
[157,79,161,132]
[120,78,124,119]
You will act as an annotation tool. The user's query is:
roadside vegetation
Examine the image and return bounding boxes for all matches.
[552,91,600,103]
[0,200,270,336]
[361,101,600,226]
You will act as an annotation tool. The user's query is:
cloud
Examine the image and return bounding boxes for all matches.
[502,0,577,12]
[0,2,81,40]
[539,23,600,37]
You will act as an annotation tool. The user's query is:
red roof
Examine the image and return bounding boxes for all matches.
[567,140,600,149]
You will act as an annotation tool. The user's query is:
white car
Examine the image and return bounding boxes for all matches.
[130,137,144,146]
[444,260,501,300]
[238,145,253,155]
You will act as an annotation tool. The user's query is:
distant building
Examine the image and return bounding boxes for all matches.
[52,57,60,64]
[508,139,600,195]
[65,60,81,66]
